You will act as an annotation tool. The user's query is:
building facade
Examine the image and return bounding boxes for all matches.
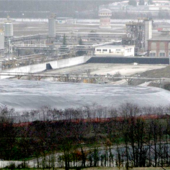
[94,45,135,57]
[148,39,170,57]
[123,19,152,53]
[98,9,112,28]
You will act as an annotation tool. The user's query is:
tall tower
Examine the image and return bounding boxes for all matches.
[0,30,4,50]
[98,9,112,28]
[124,19,152,53]
[48,14,56,38]
[4,17,13,38]
[144,19,152,51]
[4,17,13,54]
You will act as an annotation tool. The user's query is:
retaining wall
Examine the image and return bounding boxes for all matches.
[87,57,169,64]
[0,56,91,79]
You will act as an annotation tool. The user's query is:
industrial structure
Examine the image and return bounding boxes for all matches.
[98,9,112,28]
[4,17,13,38]
[3,17,14,54]
[148,29,170,57]
[48,14,56,38]
[0,11,169,72]
[94,45,135,57]
[123,19,152,54]
[0,30,4,50]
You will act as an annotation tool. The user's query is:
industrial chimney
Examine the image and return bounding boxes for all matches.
[48,14,56,38]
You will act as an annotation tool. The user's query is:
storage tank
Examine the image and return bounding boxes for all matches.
[0,30,4,50]
[4,19,13,37]
[48,14,56,38]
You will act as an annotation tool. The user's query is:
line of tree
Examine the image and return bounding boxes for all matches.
[1,104,170,169]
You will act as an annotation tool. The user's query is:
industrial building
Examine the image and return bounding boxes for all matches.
[94,45,135,57]
[147,28,170,57]
[123,19,152,54]
[148,32,170,57]
[98,9,112,28]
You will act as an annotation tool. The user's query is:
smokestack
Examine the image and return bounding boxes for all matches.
[144,19,152,51]
[48,14,56,38]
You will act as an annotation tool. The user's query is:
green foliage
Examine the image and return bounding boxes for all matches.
[4,163,16,169]
[2,106,170,168]
[76,37,87,56]
[63,34,67,45]
[78,38,83,45]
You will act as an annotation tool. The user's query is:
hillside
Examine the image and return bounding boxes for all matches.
[0,0,114,18]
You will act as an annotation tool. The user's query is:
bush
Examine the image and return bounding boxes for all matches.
[17,162,29,169]
[5,163,16,169]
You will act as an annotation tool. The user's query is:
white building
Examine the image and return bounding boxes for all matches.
[94,45,135,57]
[98,9,112,28]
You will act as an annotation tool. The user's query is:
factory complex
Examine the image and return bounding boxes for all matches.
[0,10,170,65]
[0,0,170,86]
[1,1,170,169]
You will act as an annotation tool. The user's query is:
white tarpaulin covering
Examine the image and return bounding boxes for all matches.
[0,79,170,112]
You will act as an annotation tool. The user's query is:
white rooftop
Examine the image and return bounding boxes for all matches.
[99,9,112,13]
[95,45,135,49]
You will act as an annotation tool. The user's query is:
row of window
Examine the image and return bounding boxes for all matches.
[150,52,168,57]
[96,49,123,54]
[126,48,132,52]
[96,48,132,53]
[100,13,112,16]
[96,49,122,52]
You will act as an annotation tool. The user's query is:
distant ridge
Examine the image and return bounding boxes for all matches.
[0,0,113,18]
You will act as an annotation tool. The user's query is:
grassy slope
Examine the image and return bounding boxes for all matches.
[130,65,170,86]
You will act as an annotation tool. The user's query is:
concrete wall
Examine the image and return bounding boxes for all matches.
[87,56,169,64]
[50,56,90,69]
[0,56,91,79]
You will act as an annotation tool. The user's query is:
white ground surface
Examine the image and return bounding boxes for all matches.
[0,79,170,113]
[45,64,166,76]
